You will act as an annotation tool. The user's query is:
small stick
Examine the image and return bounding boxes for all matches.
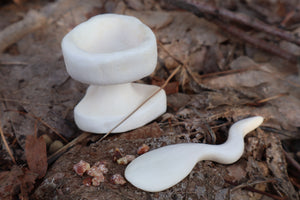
[214,20,297,63]
[245,93,288,106]
[158,41,213,90]
[47,66,182,163]
[280,10,297,27]
[171,0,300,46]
[0,10,47,53]
[238,185,286,200]
[98,65,182,142]
[30,114,68,143]
[0,118,16,164]
[196,66,258,78]
[47,132,90,165]
[6,110,68,143]
[169,0,299,64]
[226,180,287,200]
[231,179,277,191]
[0,98,52,106]
[0,61,28,66]
[48,65,182,165]
[254,93,288,104]
[260,127,300,139]
[158,41,184,65]
[283,150,300,174]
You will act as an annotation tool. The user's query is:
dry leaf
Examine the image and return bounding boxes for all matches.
[0,166,22,199]
[25,135,48,179]
[125,10,173,29]
[19,168,39,200]
[151,77,179,95]
[0,165,38,200]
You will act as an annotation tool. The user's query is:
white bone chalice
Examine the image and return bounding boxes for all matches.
[125,116,264,192]
[61,14,166,133]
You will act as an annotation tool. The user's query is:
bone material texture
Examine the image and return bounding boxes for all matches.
[125,116,264,192]
[61,14,166,133]
[74,83,166,133]
[61,14,157,85]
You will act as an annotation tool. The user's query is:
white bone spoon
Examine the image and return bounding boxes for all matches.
[125,116,264,192]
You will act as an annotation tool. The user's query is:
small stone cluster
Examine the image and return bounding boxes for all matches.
[73,143,150,187]
[73,160,109,186]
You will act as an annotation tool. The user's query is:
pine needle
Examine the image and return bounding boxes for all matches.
[6,110,68,143]
[47,66,182,164]
[0,118,16,164]
[47,132,90,164]
[98,65,182,142]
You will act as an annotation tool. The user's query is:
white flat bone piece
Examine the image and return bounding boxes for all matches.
[74,83,166,133]
[125,116,264,192]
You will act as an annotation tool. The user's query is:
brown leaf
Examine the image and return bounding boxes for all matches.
[19,168,38,200]
[0,166,22,199]
[151,77,179,95]
[25,135,48,179]
[0,165,38,200]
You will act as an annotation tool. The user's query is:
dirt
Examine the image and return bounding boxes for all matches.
[0,0,299,199]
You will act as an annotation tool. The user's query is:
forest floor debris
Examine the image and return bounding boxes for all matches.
[0,0,299,199]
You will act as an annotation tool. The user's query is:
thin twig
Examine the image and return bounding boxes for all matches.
[197,66,258,78]
[0,10,47,53]
[0,117,16,164]
[226,179,287,200]
[47,132,90,165]
[0,61,28,66]
[6,110,68,143]
[280,10,297,27]
[169,0,299,64]
[240,186,287,200]
[158,41,184,65]
[245,93,289,106]
[47,66,183,163]
[290,177,300,189]
[231,179,277,191]
[260,126,300,139]
[172,0,300,46]
[284,150,300,173]
[0,97,53,106]
[158,41,212,90]
[255,93,288,104]
[97,65,182,142]
[213,19,297,63]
